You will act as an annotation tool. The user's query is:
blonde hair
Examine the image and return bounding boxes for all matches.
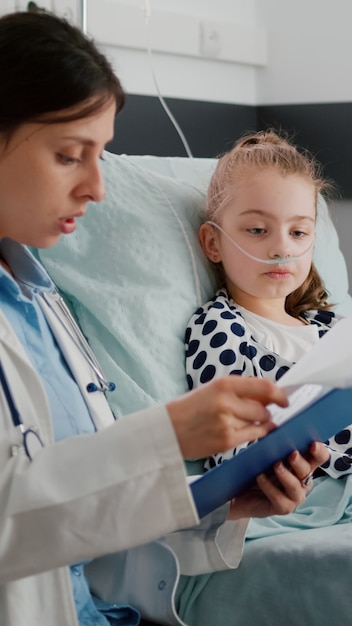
[206,130,334,317]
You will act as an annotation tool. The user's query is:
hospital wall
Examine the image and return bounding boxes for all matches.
[4,0,352,283]
[86,0,352,283]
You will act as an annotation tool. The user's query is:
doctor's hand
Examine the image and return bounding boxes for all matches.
[228,441,329,520]
[166,377,287,460]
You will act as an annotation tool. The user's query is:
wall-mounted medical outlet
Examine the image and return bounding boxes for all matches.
[200,22,222,59]
[89,0,267,67]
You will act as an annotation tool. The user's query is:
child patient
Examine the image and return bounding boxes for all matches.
[185,129,352,478]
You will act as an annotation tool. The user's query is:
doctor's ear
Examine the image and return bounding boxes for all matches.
[199,223,222,263]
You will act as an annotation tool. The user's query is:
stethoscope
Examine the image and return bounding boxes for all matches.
[39,290,116,394]
[0,359,44,460]
[0,288,116,461]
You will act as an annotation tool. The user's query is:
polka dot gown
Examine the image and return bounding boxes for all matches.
[185,288,352,478]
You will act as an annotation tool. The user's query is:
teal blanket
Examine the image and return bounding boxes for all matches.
[177,476,352,625]
[247,474,352,537]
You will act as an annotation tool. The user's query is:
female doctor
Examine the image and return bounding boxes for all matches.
[0,10,327,626]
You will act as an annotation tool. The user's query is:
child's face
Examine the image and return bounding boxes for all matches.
[201,168,316,310]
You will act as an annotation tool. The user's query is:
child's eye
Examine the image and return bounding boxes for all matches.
[291,230,307,238]
[247,228,266,235]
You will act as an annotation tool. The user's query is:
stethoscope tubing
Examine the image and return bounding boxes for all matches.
[0,359,44,460]
[0,359,21,426]
[0,288,115,460]
[39,290,115,393]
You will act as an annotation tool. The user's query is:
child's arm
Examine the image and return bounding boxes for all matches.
[185,294,253,391]
[185,293,254,470]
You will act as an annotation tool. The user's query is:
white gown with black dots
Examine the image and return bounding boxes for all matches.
[185,288,352,479]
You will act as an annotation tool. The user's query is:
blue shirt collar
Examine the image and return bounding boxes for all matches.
[0,238,53,291]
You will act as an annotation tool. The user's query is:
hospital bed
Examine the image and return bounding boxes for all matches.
[35,151,352,625]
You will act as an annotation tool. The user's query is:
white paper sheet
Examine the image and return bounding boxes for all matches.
[269,383,329,426]
[277,317,352,389]
[267,318,352,425]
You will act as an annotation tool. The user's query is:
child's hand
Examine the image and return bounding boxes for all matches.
[228,442,329,519]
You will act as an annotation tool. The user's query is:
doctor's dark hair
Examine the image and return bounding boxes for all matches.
[205,130,334,317]
[0,11,125,138]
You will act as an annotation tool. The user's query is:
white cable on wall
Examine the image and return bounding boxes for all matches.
[80,0,87,33]
[141,0,194,159]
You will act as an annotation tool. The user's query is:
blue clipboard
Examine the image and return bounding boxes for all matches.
[191,387,352,518]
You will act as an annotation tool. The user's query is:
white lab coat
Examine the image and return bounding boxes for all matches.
[0,286,248,626]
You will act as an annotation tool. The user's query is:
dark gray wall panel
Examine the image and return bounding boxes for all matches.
[107,94,352,198]
[108,94,257,158]
[258,102,352,199]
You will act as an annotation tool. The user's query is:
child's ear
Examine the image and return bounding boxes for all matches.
[199,223,221,262]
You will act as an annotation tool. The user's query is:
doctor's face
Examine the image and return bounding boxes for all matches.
[0,98,115,249]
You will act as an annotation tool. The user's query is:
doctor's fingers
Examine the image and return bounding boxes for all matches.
[208,394,277,450]
[202,376,288,449]
[231,376,288,409]
[167,378,278,459]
